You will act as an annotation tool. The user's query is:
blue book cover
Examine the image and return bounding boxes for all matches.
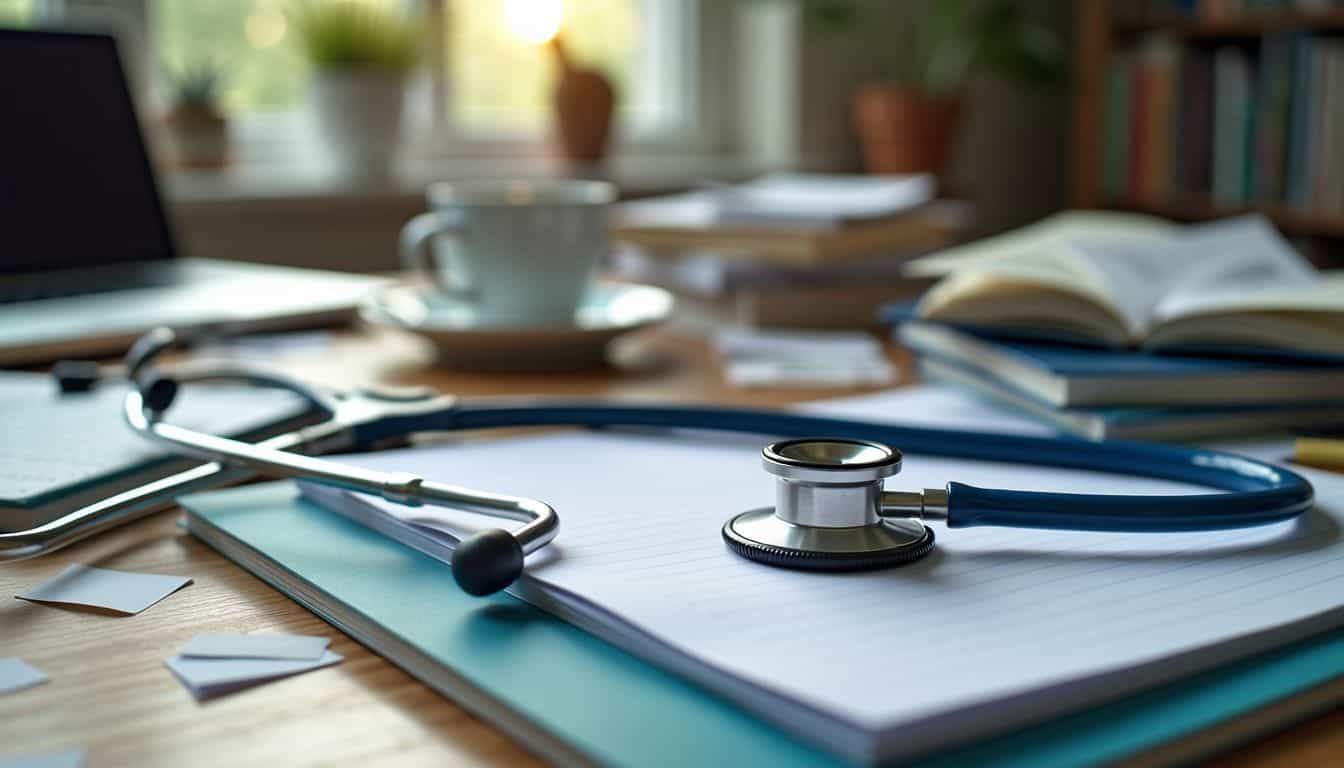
[893,315,1344,410]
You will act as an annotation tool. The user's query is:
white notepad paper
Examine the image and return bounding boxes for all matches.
[300,387,1344,764]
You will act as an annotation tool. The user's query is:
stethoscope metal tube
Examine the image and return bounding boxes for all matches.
[122,384,558,597]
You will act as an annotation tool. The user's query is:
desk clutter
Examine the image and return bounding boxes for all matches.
[612,173,967,329]
[714,328,896,388]
[164,635,341,701]
[4,559,342,762]
[0,658,48,696]
[17,564,191,615]
[893,211,1344,440]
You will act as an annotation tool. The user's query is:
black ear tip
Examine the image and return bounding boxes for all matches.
[139,374,179,413]
[451,529,524,596]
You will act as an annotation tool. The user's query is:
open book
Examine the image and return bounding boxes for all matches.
[912,213,1344,358]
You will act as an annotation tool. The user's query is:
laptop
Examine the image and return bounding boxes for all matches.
[0,28,384,366]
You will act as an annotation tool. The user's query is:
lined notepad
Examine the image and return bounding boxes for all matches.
[301,388,1344,764]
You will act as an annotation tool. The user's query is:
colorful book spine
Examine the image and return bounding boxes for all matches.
[1102,53,1134,201]
[1104,29,1343,216]
[1284,34,1314,209]
[1213,46,1252,206]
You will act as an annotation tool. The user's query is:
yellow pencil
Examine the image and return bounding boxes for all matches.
[1294,437,1344,472]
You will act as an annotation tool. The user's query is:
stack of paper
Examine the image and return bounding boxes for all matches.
[715,328,895,388]
[298,387,1344,764]
[164,634,341,700]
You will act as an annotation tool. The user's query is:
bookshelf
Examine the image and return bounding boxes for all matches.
[1071,1,1344,244]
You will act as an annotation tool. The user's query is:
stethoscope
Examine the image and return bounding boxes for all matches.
[0,328,1315,597]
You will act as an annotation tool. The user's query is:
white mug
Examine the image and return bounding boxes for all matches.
[399,179,616,326]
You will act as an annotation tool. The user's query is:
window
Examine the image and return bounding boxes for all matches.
[41,0,706,162]
[0,0,34,25]
[443,0,694,142]
[151,0,308,116]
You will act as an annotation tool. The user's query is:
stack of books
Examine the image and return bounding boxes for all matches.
[1105,26,1344,213]
[611,173,969,328]
[891,211,1344,440]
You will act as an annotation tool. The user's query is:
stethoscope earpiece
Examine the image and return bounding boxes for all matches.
[137,373,180,414]
[451,529,525,596]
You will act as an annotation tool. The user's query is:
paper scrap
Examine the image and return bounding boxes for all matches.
[716,328,895,388]
[0,747,85,768]
[0,658,47,696]
[17,564,191,615]
[165,651,343,700]
[179,633,329,661]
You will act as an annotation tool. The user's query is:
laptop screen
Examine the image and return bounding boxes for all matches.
[0,29,176,274]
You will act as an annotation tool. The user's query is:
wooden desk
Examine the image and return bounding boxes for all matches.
[2,327,1340,766]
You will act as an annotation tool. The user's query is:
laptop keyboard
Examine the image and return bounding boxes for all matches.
[0,262,187,304]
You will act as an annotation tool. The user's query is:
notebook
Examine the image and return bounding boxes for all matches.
[293,389,1344,764]
[0,371,311,533]
[181,480,1344,768]
[899,319,1344,408]
[918,356,1344,441]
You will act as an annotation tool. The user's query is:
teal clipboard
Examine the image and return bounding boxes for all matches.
[180,483,1344,767]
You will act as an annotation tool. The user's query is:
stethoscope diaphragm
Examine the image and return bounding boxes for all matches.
[722,438,938,571]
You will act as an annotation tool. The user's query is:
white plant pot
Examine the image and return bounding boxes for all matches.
[309,70,406,181]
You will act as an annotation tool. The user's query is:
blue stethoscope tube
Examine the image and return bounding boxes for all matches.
[358,402,1315,534]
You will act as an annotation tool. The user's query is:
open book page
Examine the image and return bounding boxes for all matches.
[914,211,1181,345]
[904,210,1178,278]
[1151,216,1317,322]
[1145,274,1344,358]
[1069,215,1313,338]
[307,388,1344,761]
[916,245,1137,344]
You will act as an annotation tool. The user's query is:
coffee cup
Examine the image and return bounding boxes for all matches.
[399,179,616,327]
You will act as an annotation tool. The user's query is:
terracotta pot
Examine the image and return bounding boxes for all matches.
[852,85,960,178]
[163,104,229,170]
[550,36,616,165]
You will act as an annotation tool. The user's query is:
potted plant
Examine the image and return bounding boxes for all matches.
[162,61,230,170]
[804,0,1062,178]
[289,0,422,180]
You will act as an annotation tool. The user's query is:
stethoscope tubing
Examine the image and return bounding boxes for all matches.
[367,401,1315,533]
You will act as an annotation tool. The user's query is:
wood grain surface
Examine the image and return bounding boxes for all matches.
[2,325,1340,767]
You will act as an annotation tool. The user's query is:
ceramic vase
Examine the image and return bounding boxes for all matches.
[310,69,406,180]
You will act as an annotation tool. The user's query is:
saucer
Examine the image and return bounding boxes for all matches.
[361,280,675,371]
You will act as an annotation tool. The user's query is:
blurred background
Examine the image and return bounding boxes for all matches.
[0,0,1080,271]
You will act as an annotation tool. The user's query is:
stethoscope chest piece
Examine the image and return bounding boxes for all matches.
[723,438,936,571]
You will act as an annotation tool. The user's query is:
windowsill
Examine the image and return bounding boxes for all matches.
[164,151,792,207]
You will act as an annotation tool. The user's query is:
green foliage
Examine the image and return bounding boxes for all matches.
[287,0,422,73]
[799,0,1064,96]
[163,60,227,108]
